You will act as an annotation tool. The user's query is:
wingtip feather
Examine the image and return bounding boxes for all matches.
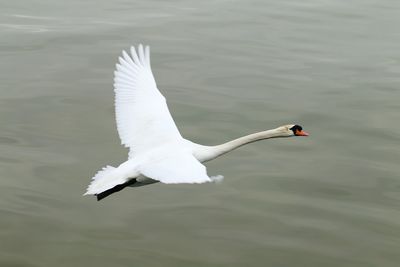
[145,45,151,66]
[138,44,145,66]
[130,46,140,65]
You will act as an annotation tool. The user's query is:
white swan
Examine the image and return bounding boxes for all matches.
[84,44,309,201]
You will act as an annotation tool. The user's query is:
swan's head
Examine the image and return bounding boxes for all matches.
[276,124,309,137]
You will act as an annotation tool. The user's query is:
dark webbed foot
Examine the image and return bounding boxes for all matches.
[96,179,137,201]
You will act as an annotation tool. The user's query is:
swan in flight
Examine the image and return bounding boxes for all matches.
[84,44,309,201]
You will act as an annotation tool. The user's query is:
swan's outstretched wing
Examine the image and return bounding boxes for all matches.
[114,44,182,157]
[139,153,222,184]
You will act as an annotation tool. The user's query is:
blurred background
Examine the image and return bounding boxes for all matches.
[0,0,399,266]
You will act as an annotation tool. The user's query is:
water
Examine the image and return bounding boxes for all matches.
[1,0,400,266]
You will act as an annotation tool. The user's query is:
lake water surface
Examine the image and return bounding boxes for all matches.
[1,0,400,266]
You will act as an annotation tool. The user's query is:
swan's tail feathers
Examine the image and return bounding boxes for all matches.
[83,166,129,199]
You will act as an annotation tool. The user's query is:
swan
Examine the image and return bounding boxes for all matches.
[84,44,309,201]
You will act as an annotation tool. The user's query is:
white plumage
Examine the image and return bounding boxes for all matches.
[84,44,219,199]
[84,44,308,200]
[114,44,182,157]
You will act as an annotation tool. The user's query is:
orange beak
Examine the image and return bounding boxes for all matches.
[295,129,309,136]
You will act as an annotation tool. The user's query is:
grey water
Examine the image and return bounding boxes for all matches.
[0,0,400,266]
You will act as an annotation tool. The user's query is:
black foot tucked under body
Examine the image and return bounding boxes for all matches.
[96,178,137,201]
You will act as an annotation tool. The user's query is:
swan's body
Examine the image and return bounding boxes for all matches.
[84,44,308,200]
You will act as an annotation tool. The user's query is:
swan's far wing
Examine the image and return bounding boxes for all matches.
[114,45,182,157]
[139,153,221,184]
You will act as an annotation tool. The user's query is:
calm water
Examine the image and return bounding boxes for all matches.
[1,0,400,266]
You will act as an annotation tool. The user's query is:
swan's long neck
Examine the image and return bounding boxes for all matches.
[194,128,286,162]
